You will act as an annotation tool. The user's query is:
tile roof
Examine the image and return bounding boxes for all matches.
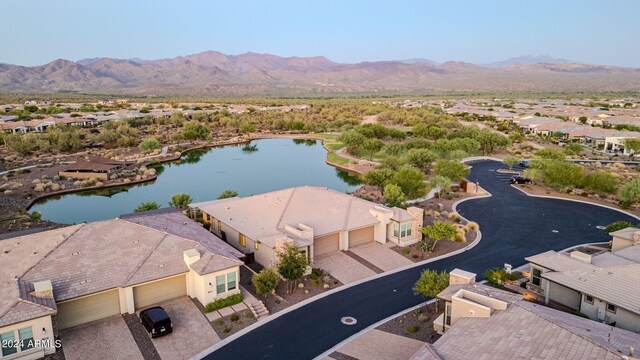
[424,286,640,360]
[192,186,388,242]
[610,227,640,241]
[543,264,640,315]
[0,214,242,327]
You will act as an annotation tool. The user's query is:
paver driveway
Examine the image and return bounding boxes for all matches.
[326,329,424,360]
[60,315,143,360]
[142,296,220,360]
[314,251,376,284]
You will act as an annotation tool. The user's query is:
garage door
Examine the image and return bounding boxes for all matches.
[314,233,340,255]
[349,226,374,247]
[133,275,187,309]
[56,290,120,330]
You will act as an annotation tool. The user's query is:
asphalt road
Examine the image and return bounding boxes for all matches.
[202,159,638,360]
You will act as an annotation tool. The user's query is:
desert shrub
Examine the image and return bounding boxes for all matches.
[401,247,410,254]
[229,314,240,322]
[483,268,516,286]
[406,325,420,334]
[463,221,479,232]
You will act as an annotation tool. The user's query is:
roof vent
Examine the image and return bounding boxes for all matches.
[133,240,139,244]
[72,251,79,256]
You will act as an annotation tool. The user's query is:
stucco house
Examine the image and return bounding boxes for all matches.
[525,232,640,333]
[189,186,424,268]
[0,209,242,359]
[414,269,640,360]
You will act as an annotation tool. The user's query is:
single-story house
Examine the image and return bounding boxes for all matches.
[413,269,640,360]
[525,235,640,333]
[58,156,133,180]
[189,186,424,267]
[0,209,242,358]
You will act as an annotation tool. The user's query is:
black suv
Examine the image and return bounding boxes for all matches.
[140,306,173,338]
[511,175,532,184]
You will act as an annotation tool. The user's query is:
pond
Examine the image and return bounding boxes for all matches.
[30,138,361,224]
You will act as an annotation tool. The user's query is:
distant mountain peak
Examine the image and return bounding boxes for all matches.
[484,55,572,68]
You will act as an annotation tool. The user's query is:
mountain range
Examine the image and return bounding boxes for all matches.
[1,51,639,95]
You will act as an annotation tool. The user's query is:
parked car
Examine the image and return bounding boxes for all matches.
[511,175,532,184]
[518,159,529,168]
[140,306,173,338]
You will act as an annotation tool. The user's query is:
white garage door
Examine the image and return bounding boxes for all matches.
[133,275,187,309]
[314,233,340,255]
[349,226,374,247]
[56,290,120,330]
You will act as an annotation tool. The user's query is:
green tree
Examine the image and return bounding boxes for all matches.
[362,167,395,193]
[603,220,634,234]
[251,268,280,297]
[618,178,640,208]
[535,148,565,161]
[476,130,510,155]
[139,138,162,153]
[483,268,515,287]
[407,148,436,170]
[277,243,308,293]
[383,183,406,207]
[390,165,429,199]
[382,142,404,156]
[429,175,452,199]
[29,211,42,222]
[413,269,449,312]
[174,121,210,141]
[503,155,518,170]
[363,138,384,160]
[563,143,583,156]
[134,201,160,212]
[420,221,457,253]
[433,160,469,182]
[624,138,640,160]
[338,130,366,153]
[583,171,619,194]
[217,189,238,199]
[239,121,256,134]
[169,193,192,209]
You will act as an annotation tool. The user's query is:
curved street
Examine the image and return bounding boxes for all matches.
[201,159,638,360]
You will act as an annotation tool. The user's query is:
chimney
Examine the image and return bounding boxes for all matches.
[570,251,592,264]
[33,280,54,298]
[183,249,201,266]
[450,269,476,285]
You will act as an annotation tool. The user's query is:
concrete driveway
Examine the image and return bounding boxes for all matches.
[314,251,376,284]
[349,242,413,271]
[144,296,220,360]
[60,315,143,360]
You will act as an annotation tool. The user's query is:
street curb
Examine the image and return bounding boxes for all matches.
[510,185,640,221]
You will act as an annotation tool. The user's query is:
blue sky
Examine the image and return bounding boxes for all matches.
[2,0,639,67]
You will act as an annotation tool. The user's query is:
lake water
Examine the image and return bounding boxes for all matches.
[30,138,361,224]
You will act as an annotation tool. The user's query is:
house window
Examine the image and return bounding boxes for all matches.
[607,303,617,313]
[399,223,412,238]
[584,294,594,304]
[227,272,237,291]
[532,268,542,286]
[393,223,399,237]
[18,327,33,351]
[254,241,259,250]
[1,331,17,356]
[239,234,246,247]
[216,275,226,294]
[445,304,452,326]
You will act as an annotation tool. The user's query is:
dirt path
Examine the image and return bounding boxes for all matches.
[361,115,378,124]
[336,147,381,166]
